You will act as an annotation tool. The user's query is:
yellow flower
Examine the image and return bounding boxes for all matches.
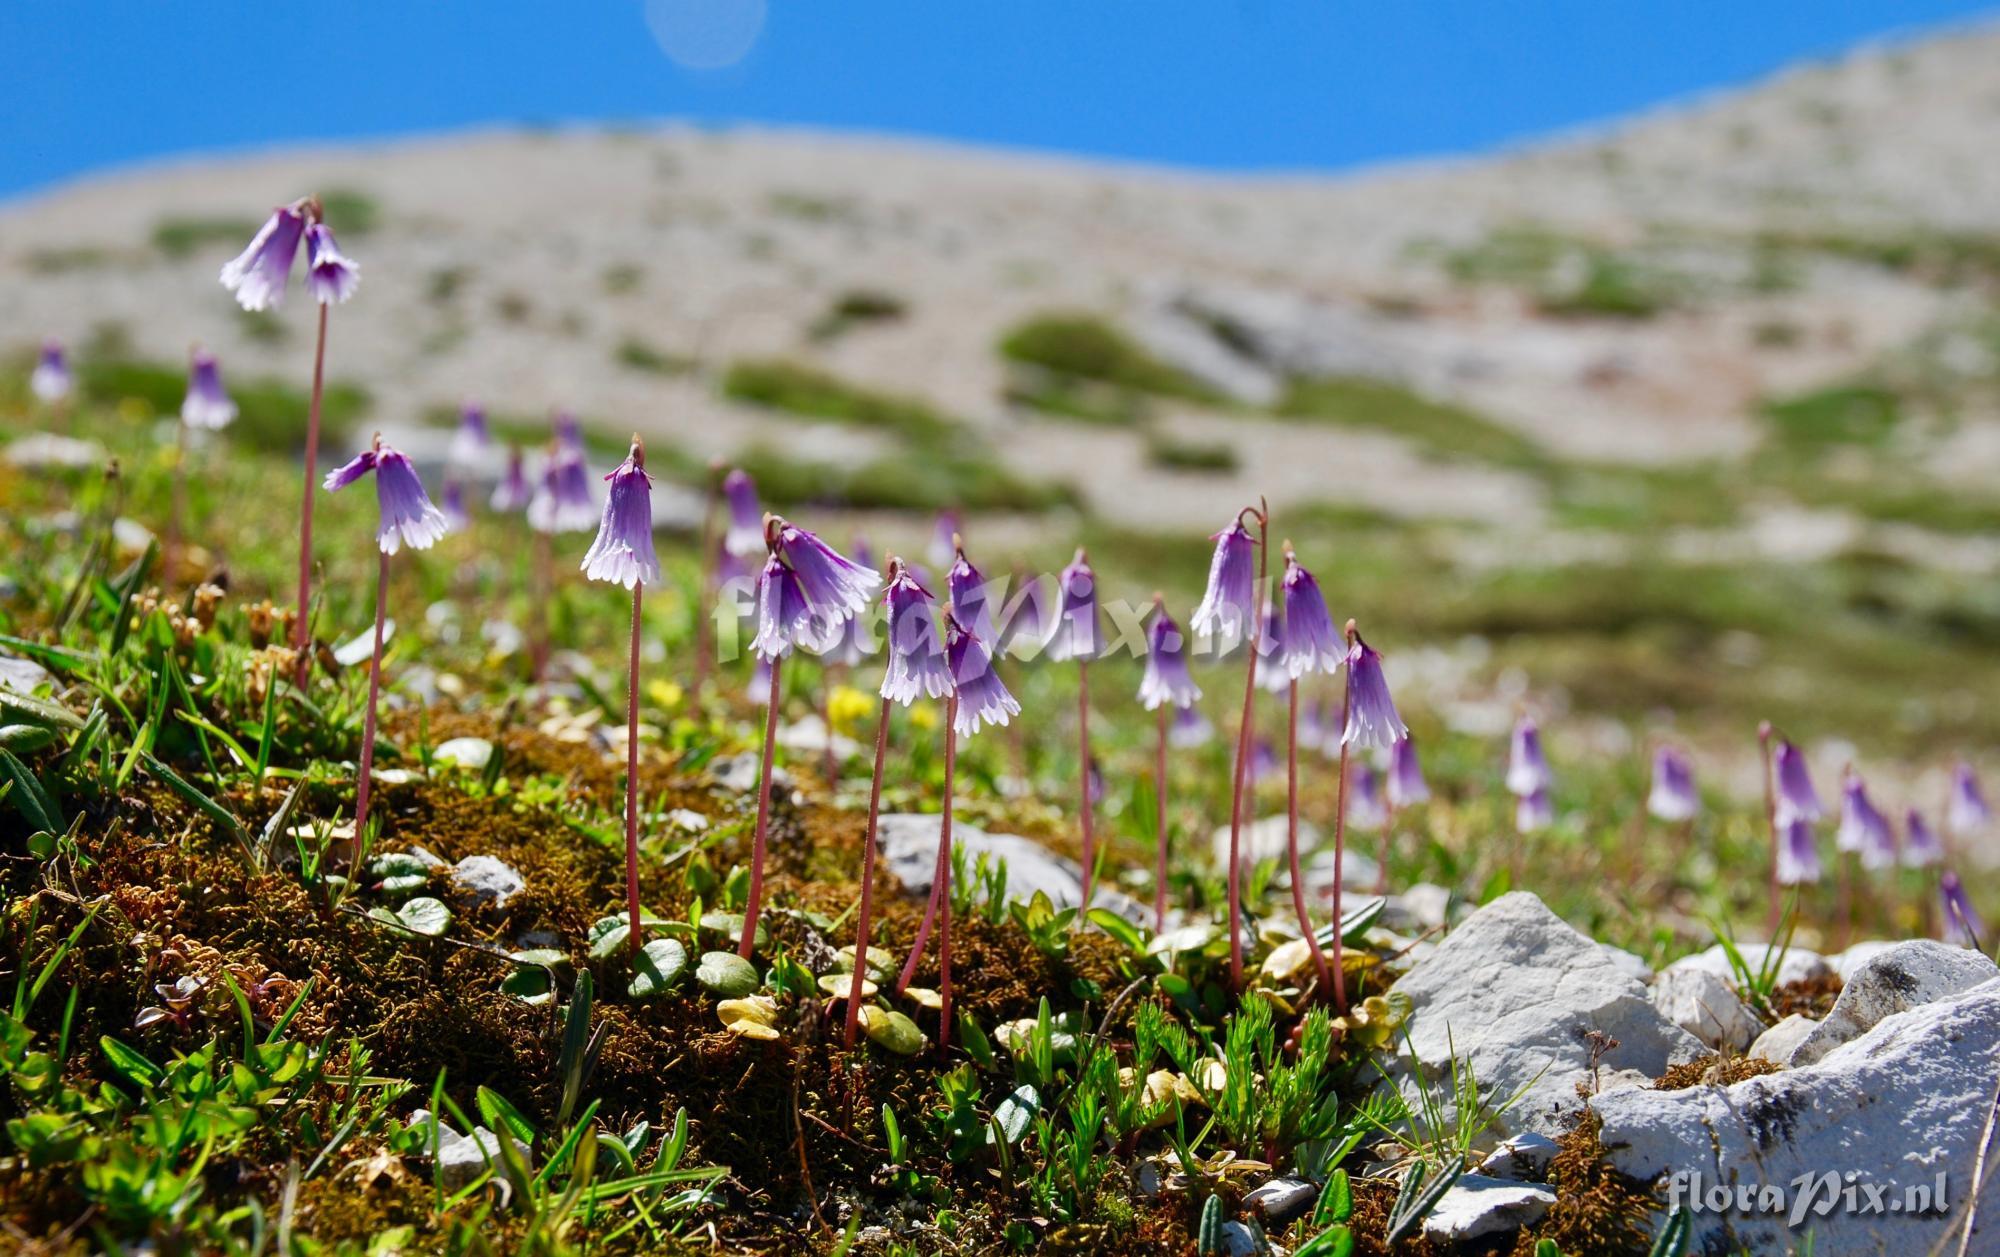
[647,679,684,711]
[827,684,873,736]
[909,701,939,731]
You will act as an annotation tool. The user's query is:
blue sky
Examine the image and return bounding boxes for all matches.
[2,1,1993,200]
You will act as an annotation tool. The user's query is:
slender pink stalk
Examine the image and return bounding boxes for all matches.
[1287,680,1332,994]
[1328,679,1354,1013]
[844,696,894,1049]
[624,584,644,960]
[895,695,961,1020]
[895,800,952,995]
[738,652,786,960]
[351,549,389,868]
[1078,658,1096,904]
[1224,502,1269,990]
[1154,705,1170,932]
[293,304,329,688]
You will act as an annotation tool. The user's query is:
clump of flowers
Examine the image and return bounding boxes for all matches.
[221,196,360,687]
[1196,505,1267,990]
[1329,620,1408,1011]
[1045,549,1103,902]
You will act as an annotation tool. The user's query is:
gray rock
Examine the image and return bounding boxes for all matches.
[1650,965,1765,1051]
[1396,882,1452,930]
[1215,1219,1264,1257]
[1788,939,1997,1067]
[1243,1176,1316,1225]
[1598,942,1654,983]
[1477,1132,1561,1180]
[1828,939,1901,978]
[451,855,525,910]
[776,715,863,763]
[710,752,791,795]
[1590,978,2000,1256]
[876,814,1148,923]
[406,1109,531,1191]
[1385,892,1704,1139]
[433,736,494,770]
[1748,1013,1818,1064]
[1667,941,1830,988]
[1421,1174,1557,1242]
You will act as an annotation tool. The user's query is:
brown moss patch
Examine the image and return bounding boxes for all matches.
[1653,1052,1782,1091]
[1512,1111,1658,1257]
[1766,971,1842,1020]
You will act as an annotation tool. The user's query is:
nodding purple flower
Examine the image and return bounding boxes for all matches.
[580,442,659,589]
[880,561,951,705]
[1516,786,1554,834]
[1949,761,1991,836]
[180,349,237,430]
[1280,549,1341,678]
[554,410,585,456]
[752,557,818,661]
[1772,741,1822,825]
[1257,602,1291,695]
[1903,809,1944,868]
[1342,629,1408,750]
[946,542,996,642]
[1191,519,1257,643]
[491,445,532,512]
[945,610,1020,737]
[219,205,307,311]
[1506,716,1552,797]
[528,446,597,534]
[722,469,764,557]
[1139,602,1203,711]
[30,340,71,404]
[304,223,360,305]
[1044,549,1101,663]
[440,478,469,533]
[1940,871,1985,948]
[1776,816,1822,884]
[928,509,960,569]
[451,403,490,466]
[1170,705,1213,748]
[1836,770,1897,870]
[1386,737,1430,808]
[324,438,447,555]
[1646,745,1699,822]
[772,520,880,624]
[1349,761,1387,830]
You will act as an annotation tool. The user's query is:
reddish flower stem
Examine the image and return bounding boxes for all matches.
[1287,680,1333,995]
[739,652,786,960]
[843,696,894,1049]
[1224,503,1269,991]
[937,695,960,1053]
[351,549,389,869]
[1328,679,1354,1014]
[1078,657,1095,905]
[896,696,961,1009]
[1154,704,1170,932]
[293,304,329,689]
[624,584,645,960]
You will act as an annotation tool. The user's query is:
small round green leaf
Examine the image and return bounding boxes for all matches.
[694,951,758,997]
[395,897,451,937]
[859,1006,925,1056]
[630,939,689,998]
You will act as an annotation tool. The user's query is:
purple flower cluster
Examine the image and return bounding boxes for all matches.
[220,201,359,311]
